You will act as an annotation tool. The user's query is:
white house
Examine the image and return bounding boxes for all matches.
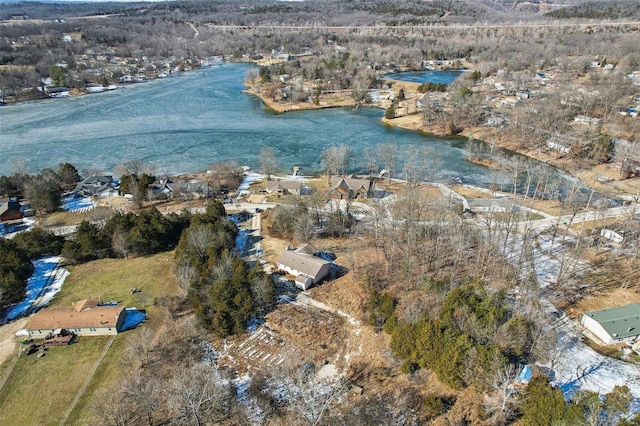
[600,220,640,245]
[581,303,640,345]
[276,244,331,290]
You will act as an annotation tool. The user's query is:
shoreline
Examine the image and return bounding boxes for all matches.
[248,83,639,199]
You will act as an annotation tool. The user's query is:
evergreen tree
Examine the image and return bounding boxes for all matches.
[520,377,566,426]
[0,239,34,309]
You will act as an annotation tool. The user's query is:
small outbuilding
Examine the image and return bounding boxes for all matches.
[600,219,640,245]
[581,303,640,345]
[0,197,23,225]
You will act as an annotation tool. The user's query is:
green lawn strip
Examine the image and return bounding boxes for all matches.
[54,252,180,309]
[65,332,130,425]
[67,313,166,424]
[0,336,111,426]
[57,253,180,424]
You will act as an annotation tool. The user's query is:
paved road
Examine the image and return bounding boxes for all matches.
[524,203,640,233]
[224,202,277,213]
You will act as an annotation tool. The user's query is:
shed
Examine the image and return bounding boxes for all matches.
[0,198,23,224]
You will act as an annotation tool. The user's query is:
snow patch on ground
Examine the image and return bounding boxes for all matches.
[238,172,266,194]
[61,196,96,212]
[497,228,640,401]
[1,217,36,238]
[317,362,339,380]
[551,315,640,399]
[1,256,68,324]
[234,374,266,425]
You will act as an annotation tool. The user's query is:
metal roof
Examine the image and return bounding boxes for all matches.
[584,303,640,340]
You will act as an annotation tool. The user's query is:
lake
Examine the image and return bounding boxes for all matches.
[1,63,504,187]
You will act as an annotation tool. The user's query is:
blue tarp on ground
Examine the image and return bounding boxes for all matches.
[1,258,60,324]
[120,308,147,331]
[516,365,532,384]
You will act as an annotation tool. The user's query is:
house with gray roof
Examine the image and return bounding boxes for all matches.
[72,175,118,198]
[581,303,640,345]
[276,244,331,290]
[328,177,374,200]
[265,180,302,196]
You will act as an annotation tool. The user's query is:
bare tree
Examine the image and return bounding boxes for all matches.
[274,362,347,426]
[259,147,278,180]
[168,363,233,426]
[121,369,160,426]
[112,230,132,260]
[376,143,398,186]
[321,145,341,184]
[115,159,154,178]
[483,364,519,425]
[175,260,197,293]
[186,224,215,263]
[125,328,154,369]
[92,386,132,426]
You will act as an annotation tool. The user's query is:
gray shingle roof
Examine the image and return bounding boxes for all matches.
[277,249,330,279]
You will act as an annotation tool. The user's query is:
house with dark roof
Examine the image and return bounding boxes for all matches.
[581,303,640,345]
[72,175,119,197]
[0,197,23,224]
[276,244,332,290]
[166,181,210,199]
[27,299,128,338]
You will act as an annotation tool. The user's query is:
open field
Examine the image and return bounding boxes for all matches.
[39,206,114,228]
[54,252,179,309]
[0,336,111,426]
[0,252,181,425]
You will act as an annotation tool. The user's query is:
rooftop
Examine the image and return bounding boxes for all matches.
[28,299,125,331]
[277,248,330,278]
[584,303,640,340]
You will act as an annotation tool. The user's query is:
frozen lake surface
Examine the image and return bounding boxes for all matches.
[1,63,503,187]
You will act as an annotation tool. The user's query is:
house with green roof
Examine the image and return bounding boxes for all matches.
[581,303,640,345]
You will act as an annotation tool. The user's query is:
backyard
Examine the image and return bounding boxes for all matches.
[0,252,181,425]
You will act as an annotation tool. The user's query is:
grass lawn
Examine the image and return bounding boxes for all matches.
[0,252,181,425]
[54,252,180,309]
[0,336,111,426]
[40,206,113,228]
[66,328,142,425]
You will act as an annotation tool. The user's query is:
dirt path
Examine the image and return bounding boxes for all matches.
[0,318,29,368]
